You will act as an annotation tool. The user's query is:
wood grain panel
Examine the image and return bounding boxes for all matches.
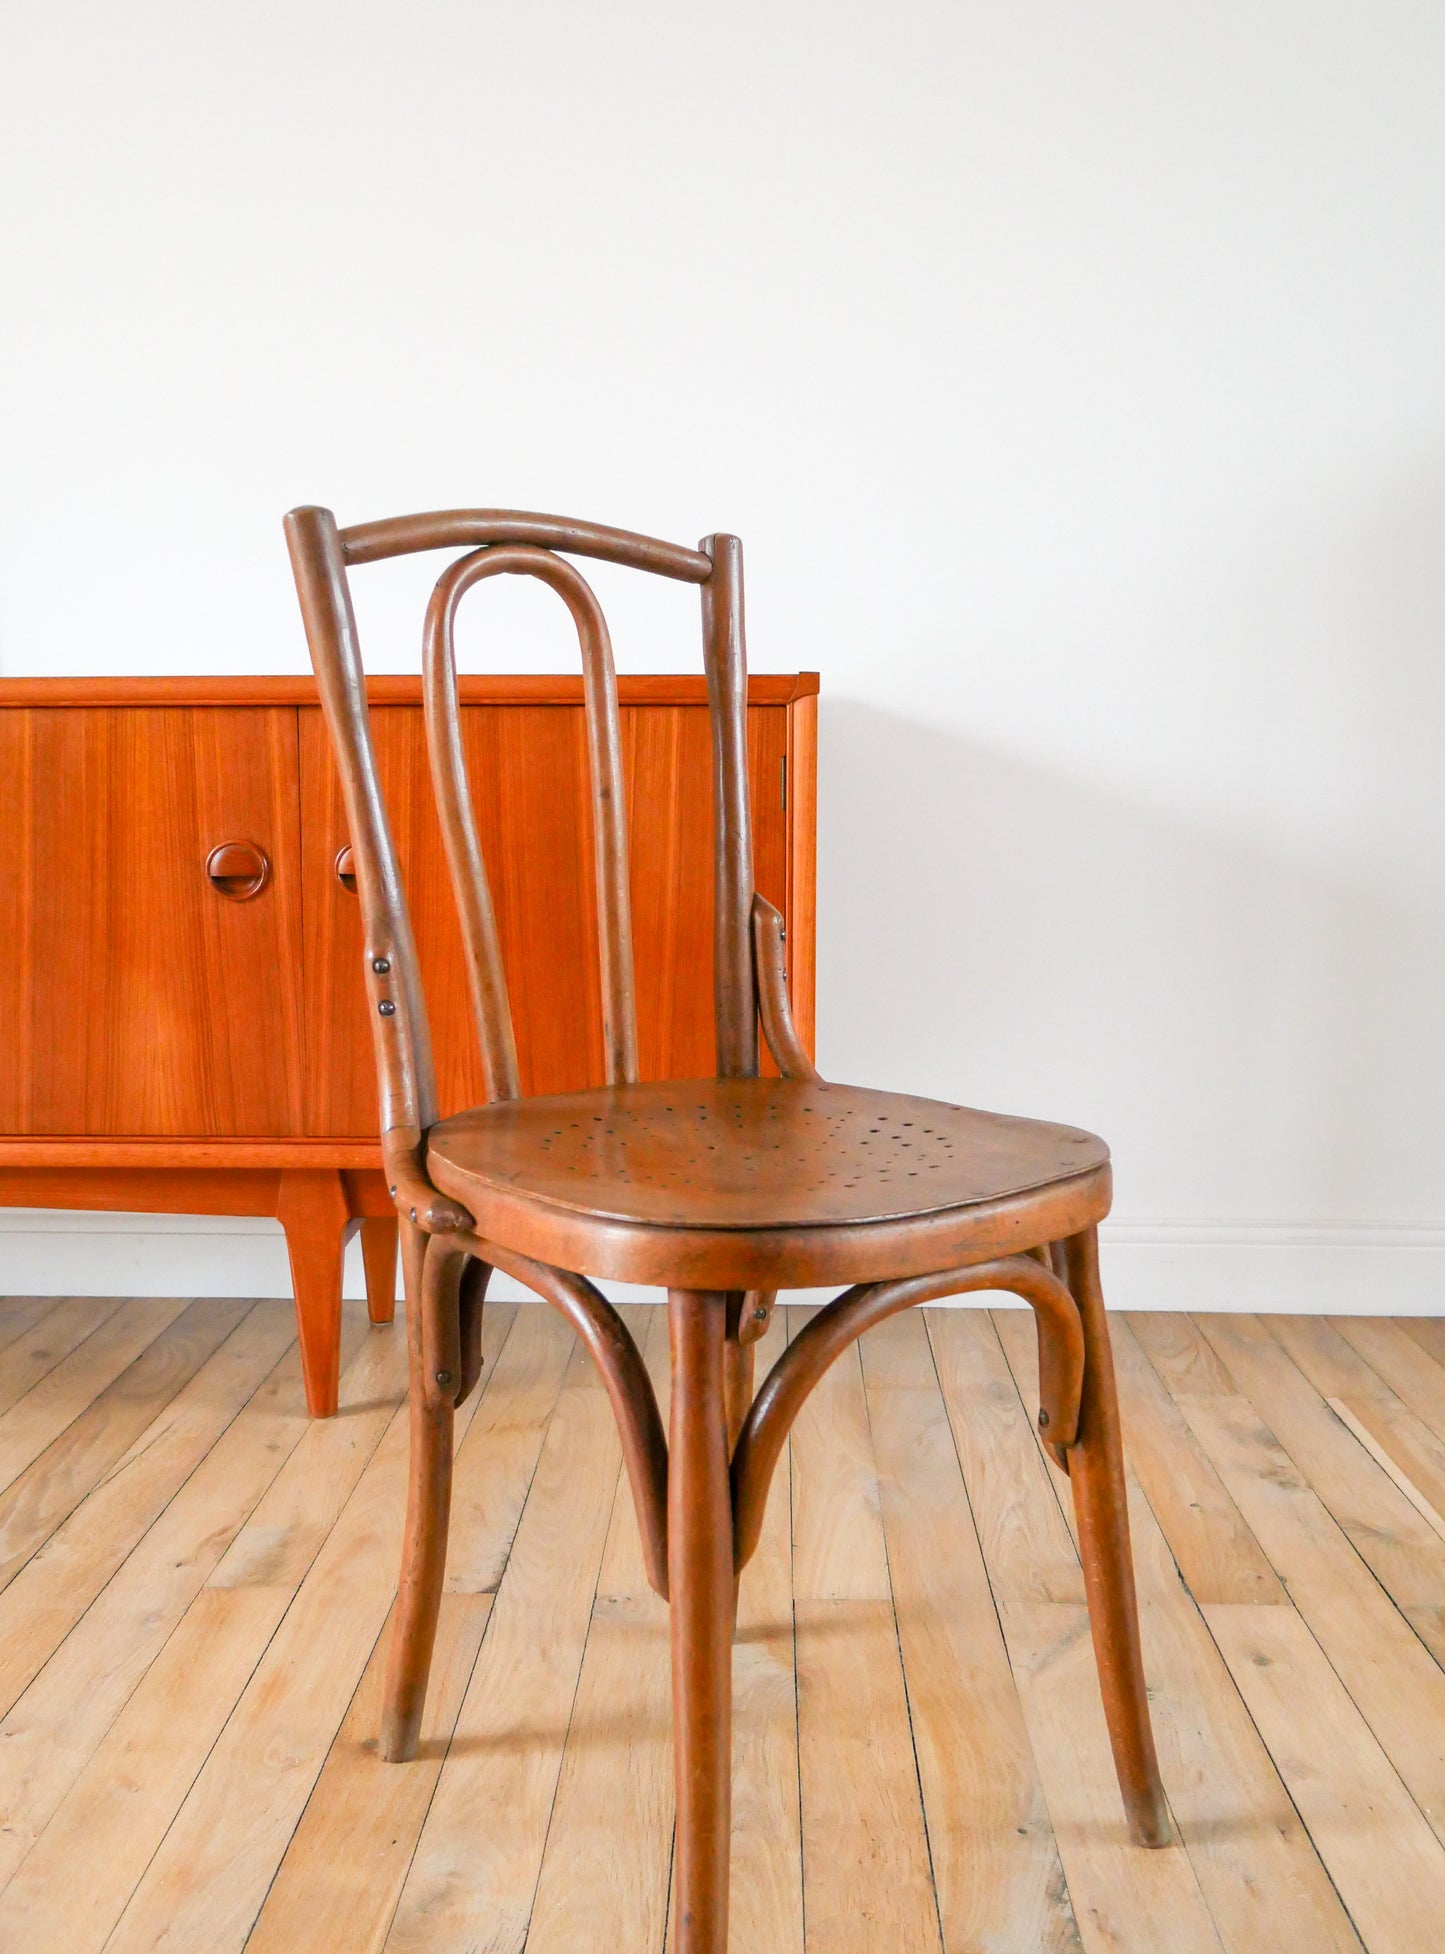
[300,704,790,1134]
[0,707,305,1136]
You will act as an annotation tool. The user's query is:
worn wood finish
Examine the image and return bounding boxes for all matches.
[284,503,1162,1949]
[425,1079,1112,1288]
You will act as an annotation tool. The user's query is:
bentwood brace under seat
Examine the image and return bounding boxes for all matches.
[284,505,1171,1954]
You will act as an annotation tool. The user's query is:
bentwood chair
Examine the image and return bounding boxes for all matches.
[284,505,1170,1954]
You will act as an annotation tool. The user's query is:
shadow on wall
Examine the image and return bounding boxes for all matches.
[816,701,1445,1232]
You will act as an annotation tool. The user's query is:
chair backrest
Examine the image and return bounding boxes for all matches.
[283,507,757,1147]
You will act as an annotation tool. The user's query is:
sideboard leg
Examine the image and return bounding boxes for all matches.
[361,1217,400,1324]
[276,1168,353,1417]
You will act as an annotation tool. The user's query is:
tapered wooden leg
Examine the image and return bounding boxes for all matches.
[381,1222,457,1762]
[669,1289,734,1954]
[1062,1225,1172,1846]
[361,1216,399,1324]
[275,1168,354,1417]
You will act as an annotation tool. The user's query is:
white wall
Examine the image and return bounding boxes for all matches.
[3,2,1443,1311]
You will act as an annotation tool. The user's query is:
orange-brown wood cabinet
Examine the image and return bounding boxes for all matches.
[0,673,818,1413]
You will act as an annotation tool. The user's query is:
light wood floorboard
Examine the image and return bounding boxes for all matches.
[2,1295,1444,1951]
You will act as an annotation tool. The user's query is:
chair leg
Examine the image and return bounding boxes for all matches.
[1062,1226,1172,1847]
[668,1289,734,1954]
[381,1221,456,1762]
[723,1330,754,1457]
[361,1216,399,1324]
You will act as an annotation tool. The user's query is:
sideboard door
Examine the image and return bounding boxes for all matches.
[0,707,306,1135]
[298,701,790,1135]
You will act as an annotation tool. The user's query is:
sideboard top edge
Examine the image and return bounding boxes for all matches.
[0,672,820,707]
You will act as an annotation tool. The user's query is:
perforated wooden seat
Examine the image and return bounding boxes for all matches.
[286,501,1172,1954]
[427,1078,1111,1287]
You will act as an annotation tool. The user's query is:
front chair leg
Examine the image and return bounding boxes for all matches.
[669,1289,735,1954]
[381,1222,459,1762]
[1062,1225,1172,1846]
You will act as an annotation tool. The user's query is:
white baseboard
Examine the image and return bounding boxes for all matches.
[1096,1220,1445,1315]
[0,1210,1442,1315]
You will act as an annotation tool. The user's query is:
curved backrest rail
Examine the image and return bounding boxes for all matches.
[423,544,638,1098]
[342,509,713,583]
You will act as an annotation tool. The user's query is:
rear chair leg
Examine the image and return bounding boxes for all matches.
[669,1289,735,1954]
[381,1221,458,1762]
[1062,1225,1172,1846]
[723,1333,754,1457]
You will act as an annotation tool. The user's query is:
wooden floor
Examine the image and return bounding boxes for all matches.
[2,1297,1445,1952]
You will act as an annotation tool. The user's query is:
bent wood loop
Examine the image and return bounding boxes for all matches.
[752,895,818,1081]
[423,543,638,1099]
[731,1256,1085,1572]
[415,1233,492,1411]
[449,1229,671,1598]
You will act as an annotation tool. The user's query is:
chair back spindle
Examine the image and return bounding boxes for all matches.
[285,505,441,1140]
[700,534,757,1079]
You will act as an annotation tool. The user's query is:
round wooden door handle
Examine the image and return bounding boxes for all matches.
[335,845,358,894]
[205,840,270,900]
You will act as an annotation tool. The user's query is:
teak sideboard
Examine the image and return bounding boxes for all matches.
[0,673,818,1413]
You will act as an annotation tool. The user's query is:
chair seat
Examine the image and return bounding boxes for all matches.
[427,1077,1111,1289]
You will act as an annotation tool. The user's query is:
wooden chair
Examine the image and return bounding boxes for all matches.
[284,505,1170,1953]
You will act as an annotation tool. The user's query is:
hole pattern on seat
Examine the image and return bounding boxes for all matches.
[533,1091,967,1194]
[429,1079,1108,1233]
